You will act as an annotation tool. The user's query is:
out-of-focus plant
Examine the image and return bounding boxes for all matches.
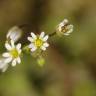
[0,19,73,72]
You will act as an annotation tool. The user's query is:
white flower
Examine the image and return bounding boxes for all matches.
[2,40,22,67]
[28,32,49,52]
[7,26,22,42]
[0,58,9,72]
[56,19,73,36]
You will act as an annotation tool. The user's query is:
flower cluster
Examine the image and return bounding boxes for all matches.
[3,40,22,66]
[0,26,22,72]
[0,19,73,72]
[28,32,49,52]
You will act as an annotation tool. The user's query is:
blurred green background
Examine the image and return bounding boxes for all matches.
[0,0,96,96]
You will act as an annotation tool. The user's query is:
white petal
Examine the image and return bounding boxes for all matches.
[8,31,17,41]
[5,43,12,51]
[66,29,73,34]
[16,43,21,50]
[43,42,49,47]
[63,19,68,24]
[12,59,16,66]
[1,63,8,72]
[5,57,12,63]
[31,46,37,52]
[11,40,15,48]
[7,31,11,38]
[67,24,73,29]
[41,46,46,51]
[43,35,49,41]
[28,37,34,42]
[2,52,10,57]
[29,43,35,48]
[16,57,21,64]
[0,63,8,72]
[18,50,21,54]
[0,59,7,68]
[2,65,8,72]
[39,32,45,39]
[0,59,9,72]
[31,32,37,39]
[59,22,64,27]
[69,24,73,28]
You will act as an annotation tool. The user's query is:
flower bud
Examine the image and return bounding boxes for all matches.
[7,26,22,42]
[56,19,73,36]
[37,56,45,67]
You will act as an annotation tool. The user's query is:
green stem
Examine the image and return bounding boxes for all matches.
[18,24,31,29]
[22,45,30,54]
[49,31,56,37]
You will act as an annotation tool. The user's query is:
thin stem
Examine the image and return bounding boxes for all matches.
[22,45,30,54]
[18,24,31,29]
[49,31,56,37]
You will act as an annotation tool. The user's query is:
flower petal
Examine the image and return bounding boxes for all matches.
[0,59,7,68]
[2,52,10,57]
[41,46,46,51]
[43,35,49,41]
[31,32,37,39]
[43,42,49,47]
[16,57,21,64]
[29,43,37,52]
[2,64,8,72]
[27,37,34,42]
[59,22,64,27]
[18,50,22,54]
[29,43,35,48]
[5,57,12,63]
[16,43,21,50]
[31,46,37,52]
[12,59,16,66]
[65,29,73,34]
[66,25,73,34]
[5,43,12,51]
[63,19,68,24]
[0,59,9,72]
[39,32,45,39]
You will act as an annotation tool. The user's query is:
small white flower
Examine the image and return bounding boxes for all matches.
[28,32,49,52]
[0,58,9,72]
[56,19,73,36]
[7,26,22,42]
[2,40,22,67]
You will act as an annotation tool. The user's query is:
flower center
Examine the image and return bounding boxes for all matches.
[10,49,19,58]
[34,38,43,47]
[61,25,69,33]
